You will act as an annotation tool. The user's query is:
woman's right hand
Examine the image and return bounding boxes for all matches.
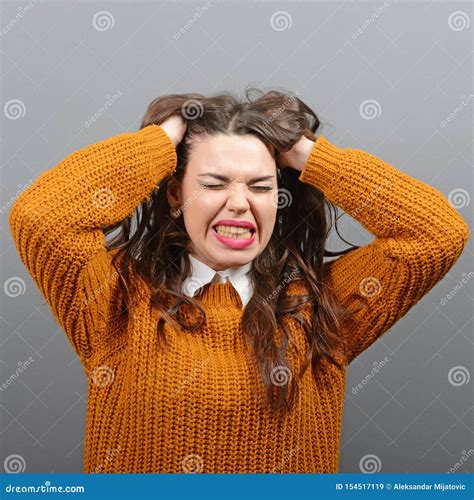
[159,114,187,147]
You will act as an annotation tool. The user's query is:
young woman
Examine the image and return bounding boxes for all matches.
[8,89,469,473]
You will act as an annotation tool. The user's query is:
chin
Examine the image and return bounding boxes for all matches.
[212,251,254,267]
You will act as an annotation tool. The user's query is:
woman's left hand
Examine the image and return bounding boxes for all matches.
[276,136,315,172]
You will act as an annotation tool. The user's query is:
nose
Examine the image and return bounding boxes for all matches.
[226,184,250,213]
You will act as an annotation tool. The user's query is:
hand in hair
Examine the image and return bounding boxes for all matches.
[276,135,315,172]
[159,114,188,147]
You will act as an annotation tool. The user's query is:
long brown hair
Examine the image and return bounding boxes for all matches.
[104,87,363,418]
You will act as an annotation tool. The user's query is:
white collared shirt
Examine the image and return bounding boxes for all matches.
[182,253,253,307]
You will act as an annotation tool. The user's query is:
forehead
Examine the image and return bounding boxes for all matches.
[186,133,276,177]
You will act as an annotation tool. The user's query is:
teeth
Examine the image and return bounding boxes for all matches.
[215,224,251,234]
[214,224,254,239]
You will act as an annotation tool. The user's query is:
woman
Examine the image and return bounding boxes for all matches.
[8,88,469,473]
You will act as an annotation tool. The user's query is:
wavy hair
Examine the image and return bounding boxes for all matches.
[103,87,364,418]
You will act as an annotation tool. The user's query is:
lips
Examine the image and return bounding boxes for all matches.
[212,227,256,249]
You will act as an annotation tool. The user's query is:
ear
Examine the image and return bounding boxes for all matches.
[166,177,182,207]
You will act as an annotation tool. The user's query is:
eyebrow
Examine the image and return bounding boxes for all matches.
[197,173,275,183]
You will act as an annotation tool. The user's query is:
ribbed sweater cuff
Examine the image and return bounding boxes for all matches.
[135,124,178,179]
[297,135,346,195]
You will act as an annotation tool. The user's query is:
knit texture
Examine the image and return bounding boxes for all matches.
[9,124,469,473]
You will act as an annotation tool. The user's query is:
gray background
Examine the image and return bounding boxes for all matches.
[1,0,472,474]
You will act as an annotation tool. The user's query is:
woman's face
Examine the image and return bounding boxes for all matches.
[167,133,278,271]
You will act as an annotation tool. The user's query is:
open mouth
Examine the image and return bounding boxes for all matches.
[212,224,256,240]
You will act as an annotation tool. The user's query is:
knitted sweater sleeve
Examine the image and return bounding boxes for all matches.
[8,124,177,364]
[298,135,470,365]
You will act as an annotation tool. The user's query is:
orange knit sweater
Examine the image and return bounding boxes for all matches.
[8,125,469,473]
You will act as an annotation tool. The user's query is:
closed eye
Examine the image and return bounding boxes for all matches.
[200,184,273,191]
